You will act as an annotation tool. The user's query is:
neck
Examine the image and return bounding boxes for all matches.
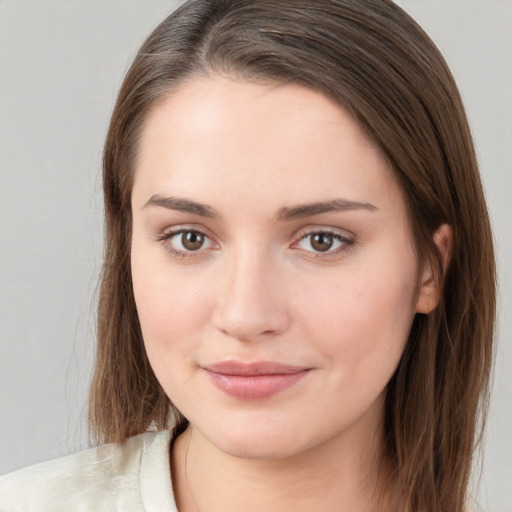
[171,404,393,512]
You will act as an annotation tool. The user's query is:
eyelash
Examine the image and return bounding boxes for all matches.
[155,229,214,259]
[156,228,355,260]
[292,229,355,259]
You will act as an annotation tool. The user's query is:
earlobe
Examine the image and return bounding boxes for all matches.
[415,224,453,314]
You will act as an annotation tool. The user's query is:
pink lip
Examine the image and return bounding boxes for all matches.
[202,361,311,400]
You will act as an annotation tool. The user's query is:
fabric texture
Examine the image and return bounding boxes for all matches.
[0,430,178,512]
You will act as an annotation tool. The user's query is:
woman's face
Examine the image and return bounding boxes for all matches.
[131,77,431,459]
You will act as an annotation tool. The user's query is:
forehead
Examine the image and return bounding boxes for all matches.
[132,76,403,215]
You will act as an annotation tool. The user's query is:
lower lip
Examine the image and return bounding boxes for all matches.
[204,370,310,400]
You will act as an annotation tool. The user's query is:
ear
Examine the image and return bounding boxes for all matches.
[415,223,453,314]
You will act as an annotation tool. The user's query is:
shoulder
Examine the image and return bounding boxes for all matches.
[0,430,177,512]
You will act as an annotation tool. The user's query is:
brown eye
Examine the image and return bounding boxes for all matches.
[310,233,334,252]
[161,229,213,256]
[295,230,351,256]
[180,231,205,251]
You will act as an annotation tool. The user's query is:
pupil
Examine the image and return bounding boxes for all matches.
[311,233,333,252]
[182,231,204,251]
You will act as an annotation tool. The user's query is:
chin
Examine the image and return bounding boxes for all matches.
[195,415,323,461]
[213,434,302,461]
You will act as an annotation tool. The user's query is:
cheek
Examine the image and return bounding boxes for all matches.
[294,255,418,381]
[131,259,215,409]
[131,244,214,358]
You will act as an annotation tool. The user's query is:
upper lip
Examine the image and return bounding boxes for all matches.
[202,361,309,376]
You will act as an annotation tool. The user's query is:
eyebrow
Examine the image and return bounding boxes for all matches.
[276,199,377,220]
[143,195,220,218]
[143,194,377,220]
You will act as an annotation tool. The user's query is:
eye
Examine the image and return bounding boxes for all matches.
[174,231,207,251]
[157,229,215,257]
[295,230,353,255]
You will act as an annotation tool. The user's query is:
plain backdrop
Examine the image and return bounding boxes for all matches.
[0,1,511,510]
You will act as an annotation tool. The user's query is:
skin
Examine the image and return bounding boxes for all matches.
[130,76,446,511]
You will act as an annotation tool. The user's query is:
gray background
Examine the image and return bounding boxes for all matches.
[0,1,510,510]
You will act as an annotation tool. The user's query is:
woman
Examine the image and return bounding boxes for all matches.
[0,1,495,511]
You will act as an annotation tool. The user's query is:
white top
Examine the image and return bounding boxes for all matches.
[0,430,178,512]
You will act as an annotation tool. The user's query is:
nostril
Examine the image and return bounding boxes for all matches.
[212,295,291,342]
[211,257,291,341]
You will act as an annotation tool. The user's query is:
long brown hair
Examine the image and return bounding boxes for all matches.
[89,1,496,510]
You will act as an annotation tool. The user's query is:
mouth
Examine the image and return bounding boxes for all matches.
[202,361,311,400]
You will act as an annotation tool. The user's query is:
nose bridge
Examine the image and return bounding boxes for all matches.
[213,243,290,341]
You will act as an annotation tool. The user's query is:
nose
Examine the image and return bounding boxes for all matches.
[212,248,291,342]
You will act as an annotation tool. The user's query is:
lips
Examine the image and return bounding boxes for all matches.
[202,361,311,400]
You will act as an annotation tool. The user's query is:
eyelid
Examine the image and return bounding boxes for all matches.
[155,225,219,258]
[155,223,216,241]
[291,225,355,242]
[290,226,356,257]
